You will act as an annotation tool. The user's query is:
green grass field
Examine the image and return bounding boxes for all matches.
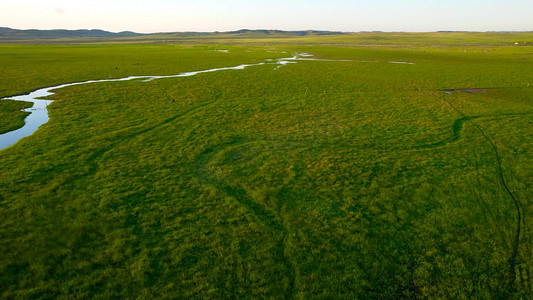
[0,100,32,134]
[1,33,532,298]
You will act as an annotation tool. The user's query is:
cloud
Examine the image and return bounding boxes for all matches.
[54,8,65,14]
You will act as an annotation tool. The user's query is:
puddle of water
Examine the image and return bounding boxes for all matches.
[459,89,486,93]
[282,54,353,62]
[443,89,486,94]
[388,61,415,65]
[273,60,297,70]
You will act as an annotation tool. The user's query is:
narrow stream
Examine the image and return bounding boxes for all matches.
[0,61,272,150]
[0,54,413,150]
[0,97,52,149]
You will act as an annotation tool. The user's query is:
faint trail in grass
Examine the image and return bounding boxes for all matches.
[412,115,481,149]
[441,95,525,290]
[44,91,224,198]
[85,94,221,163]
[472,151,492,222]
[411,112,533,151]
[193,139,296,298]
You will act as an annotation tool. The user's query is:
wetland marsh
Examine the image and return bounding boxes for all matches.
[0,33,532,298]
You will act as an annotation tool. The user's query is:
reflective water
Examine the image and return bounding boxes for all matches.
[388,61,415,65]
[0,97,52,149]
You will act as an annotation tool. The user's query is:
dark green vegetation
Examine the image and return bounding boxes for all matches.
[0,100,32,134]
[1,33,532,298]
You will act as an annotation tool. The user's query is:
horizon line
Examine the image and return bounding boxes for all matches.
[2,26,532,35]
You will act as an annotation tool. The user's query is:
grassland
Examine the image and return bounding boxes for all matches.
[0,100,32,134]
[0,33,532,298]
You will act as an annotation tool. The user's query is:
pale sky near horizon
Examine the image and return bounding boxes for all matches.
[2,0,532,33]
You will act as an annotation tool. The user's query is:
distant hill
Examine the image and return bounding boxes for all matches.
[160,29,344,38]
[226,29,343,36]
[0,27,143,39]
[0,27,344,41]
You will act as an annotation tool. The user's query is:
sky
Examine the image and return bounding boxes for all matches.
[2,0,532,33]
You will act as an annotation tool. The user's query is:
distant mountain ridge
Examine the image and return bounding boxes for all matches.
[0,27,343,40]
[225,29,343,36]
[0,27,142,39]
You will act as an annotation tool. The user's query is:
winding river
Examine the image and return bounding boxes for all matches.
[0,54,413,150]
[0,60,276,150]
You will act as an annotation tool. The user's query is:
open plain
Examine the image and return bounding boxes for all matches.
[1,32,532,298]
